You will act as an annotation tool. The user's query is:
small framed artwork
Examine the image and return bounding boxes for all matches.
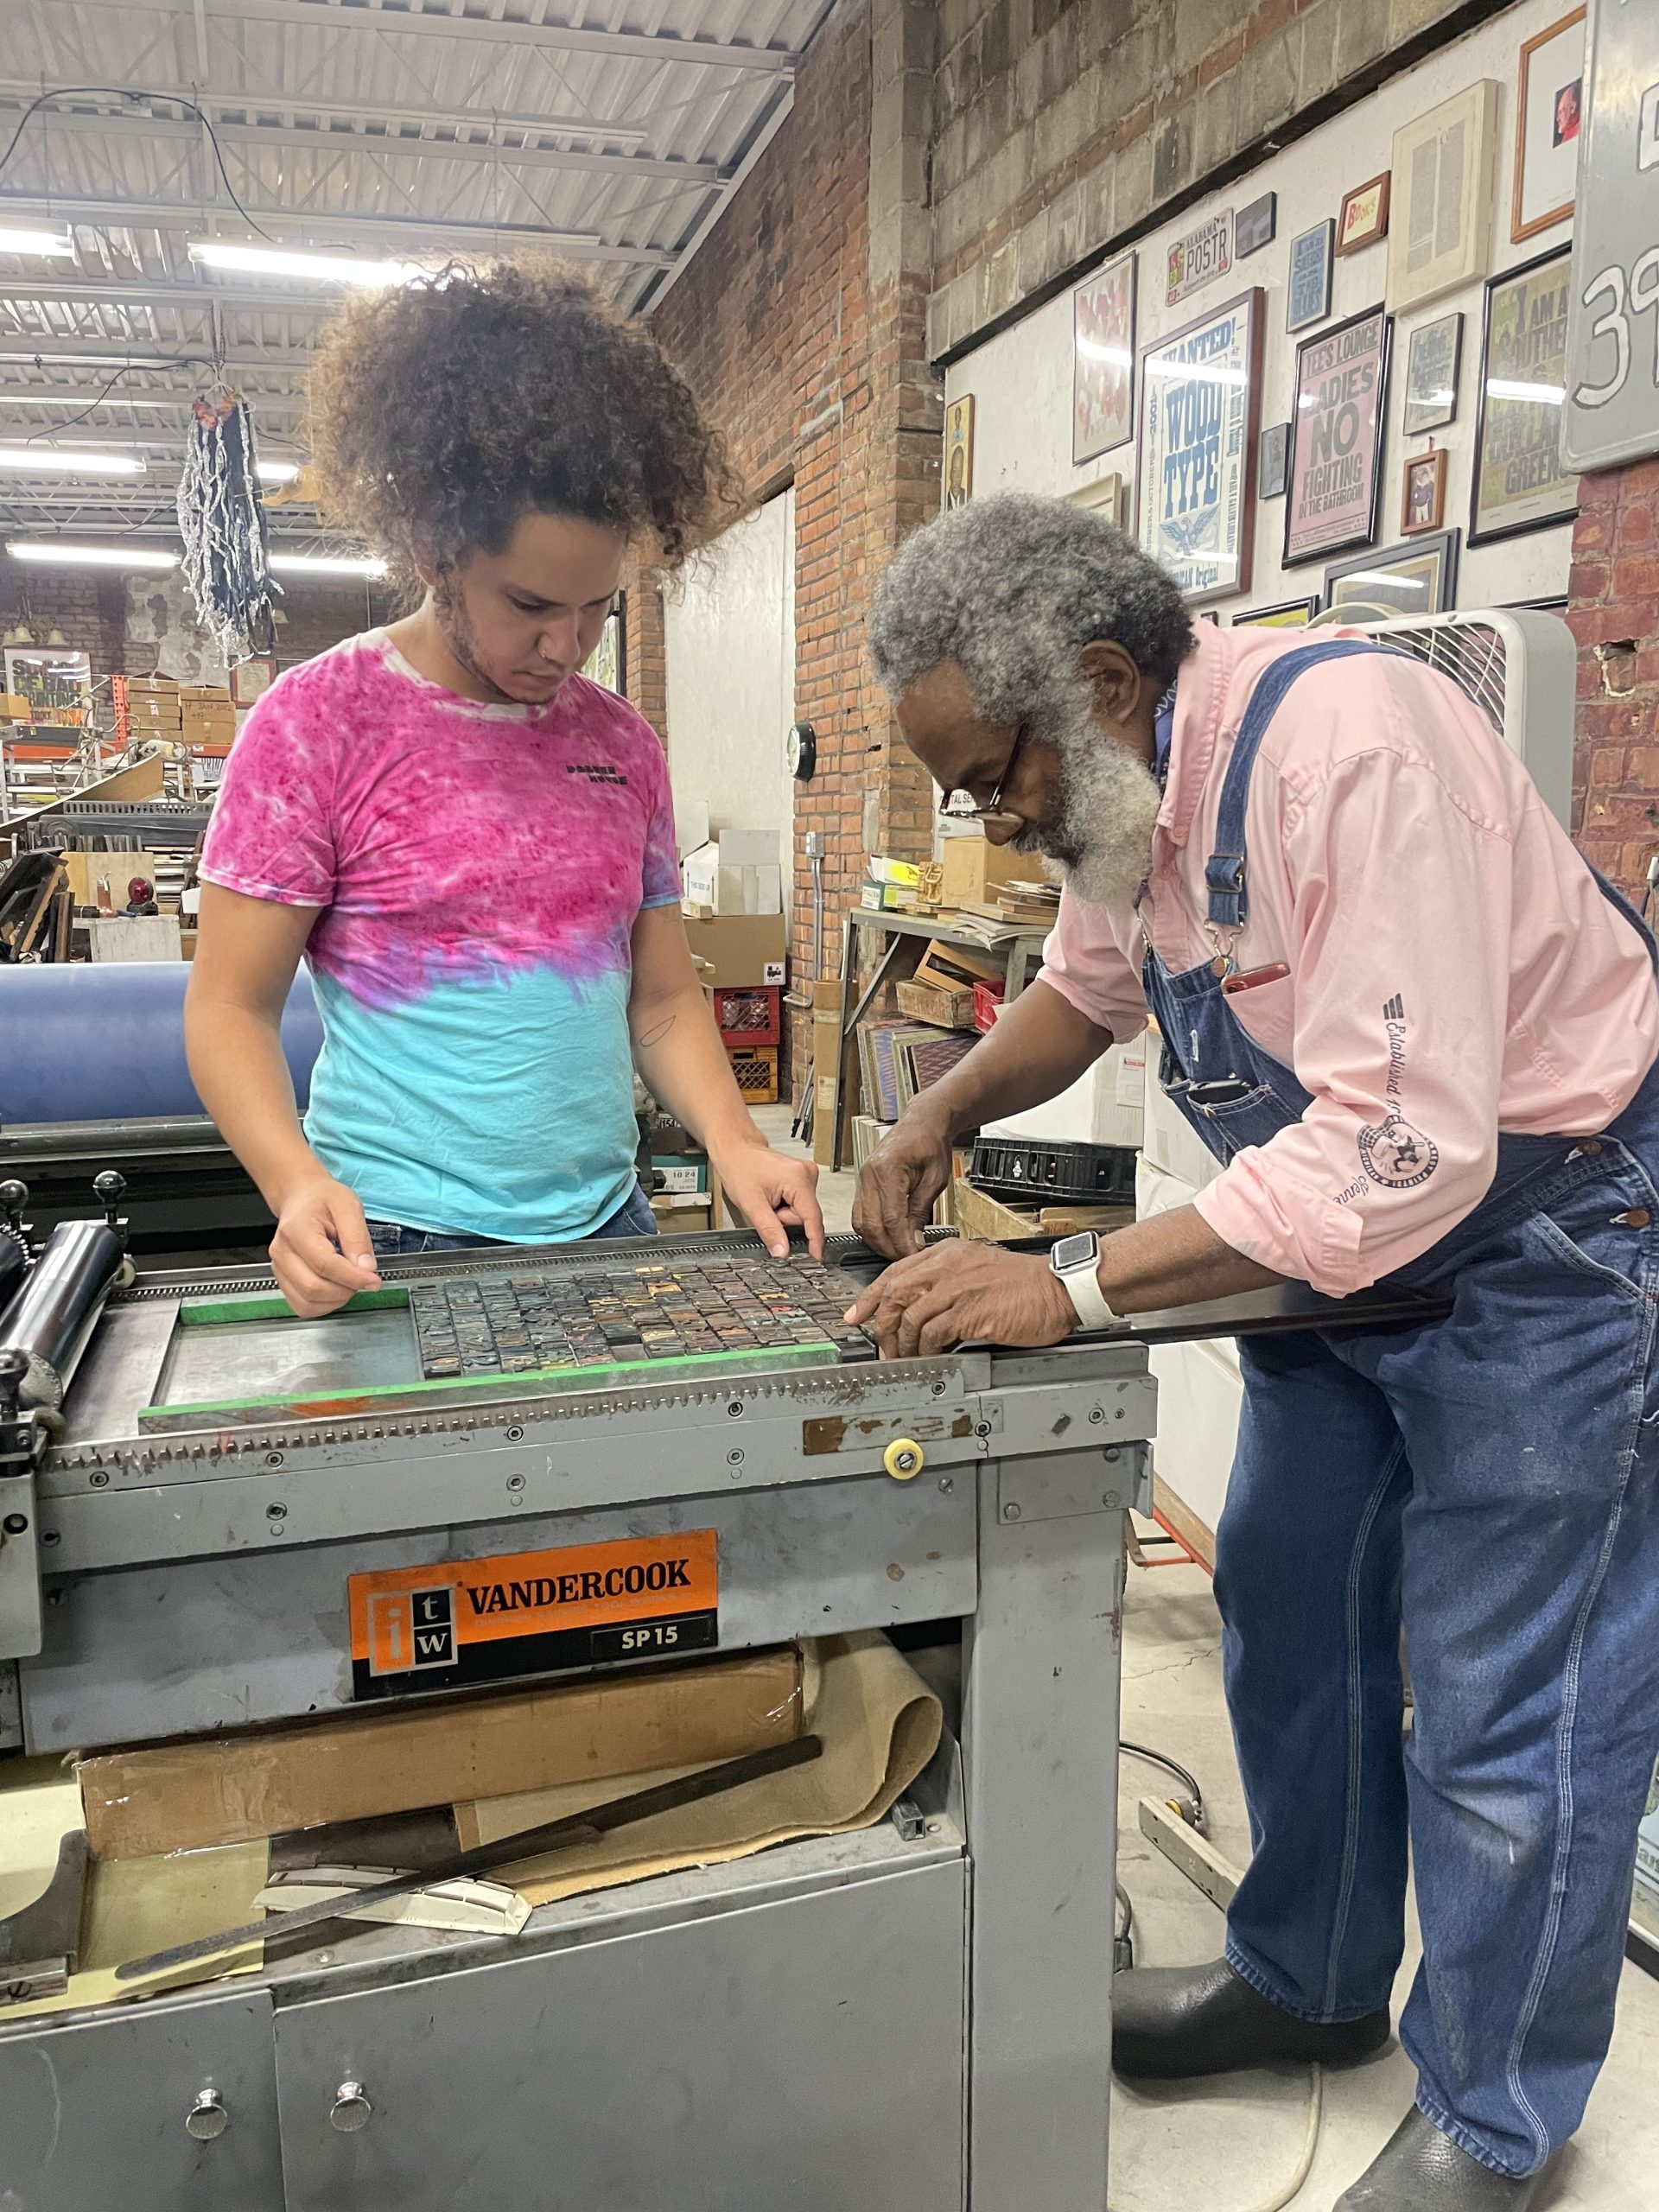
[944,394,975,510]
[1136,288,1264,606]
[1072,252,1137,464]
[1287,219,1334,332]
[1388,80,1499,313]
[229,654,276,707]
[1231,596,1319,627]
[1259,421,1290,499]
[1337,173,1391,256]
[1401,447,1448,534]
[1471,245,1577,545]
[1402,312,1462,435]
[1236,191,1277,257]
[1284,304,1392,566]
[1324,529,1460,618]
[1513,7,1586,242]
[1166,208,1234,307]
[1067,472,1126,526]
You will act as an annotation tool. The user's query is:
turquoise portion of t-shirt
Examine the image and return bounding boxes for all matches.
[303,961,640,1243]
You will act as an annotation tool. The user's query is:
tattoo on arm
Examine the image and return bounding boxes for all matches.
[637,1014,677,1049]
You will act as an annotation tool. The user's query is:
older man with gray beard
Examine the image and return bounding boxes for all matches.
[846,493,1659,2210]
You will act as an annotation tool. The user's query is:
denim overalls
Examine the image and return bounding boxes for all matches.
[1142,640,1659,2177]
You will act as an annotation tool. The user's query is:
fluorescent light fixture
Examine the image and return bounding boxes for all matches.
[7,539,177,569]
[0,227,75,258]
[0,447,145,476]
[189,241,425,287]
[1146,357,1251,387]
[1339,571,1426,592]
[257,461,302,484]
[268,550,387,575]
[1485,378,1565,404]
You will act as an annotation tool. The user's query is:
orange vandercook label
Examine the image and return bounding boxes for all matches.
[346,1529,719,1700]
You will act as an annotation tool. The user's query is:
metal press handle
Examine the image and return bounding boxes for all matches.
[330,2080,372,2132]
[184,2088,229,2140]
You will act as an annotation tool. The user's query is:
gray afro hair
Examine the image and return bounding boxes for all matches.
[868,492,1196,720]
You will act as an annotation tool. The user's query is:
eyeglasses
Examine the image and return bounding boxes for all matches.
[939,721,1029,822]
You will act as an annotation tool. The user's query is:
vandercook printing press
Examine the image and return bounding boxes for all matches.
[0,1181,1442,2210]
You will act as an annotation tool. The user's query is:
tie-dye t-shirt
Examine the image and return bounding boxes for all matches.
[200,629,680,1242]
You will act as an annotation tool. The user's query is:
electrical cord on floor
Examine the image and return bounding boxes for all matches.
[1108,2065,1325,2212]
[1121,1738,1205,1828]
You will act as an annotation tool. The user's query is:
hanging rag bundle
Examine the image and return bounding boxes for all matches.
[175,391,280,664]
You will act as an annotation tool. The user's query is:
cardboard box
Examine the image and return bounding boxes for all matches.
[0,691,31,721]
[681,912,786,989]
[651,1192,714,1232]
[78,1644,804,1860]
[811,979,844,1167]
[682,840,783,916]
[939,833,1023,907]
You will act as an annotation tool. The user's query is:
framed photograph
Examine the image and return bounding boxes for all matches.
[1231,596,1319,627]
[1471,246,1577,545]
[1514,8,1586,242]
[1324,529,1459,618]
[1287,219,1334,332]
[1067,472,1126,525]
[229,654,276,707]
[1338,173,1391,255]
[1135,288,1264,606]
[1284,304,1392,565]
[1401,447,1448,534]
[1072,253,1136,464]
[1389,80,1499,313]
[1166,209,1234,306]
[944,394,975,511]
[1259,421,1290,499]
[1236,192,1276,257]
[1403,312,1462,435]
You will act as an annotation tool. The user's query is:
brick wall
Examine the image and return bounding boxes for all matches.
[271,575,395,671]
[0,569,128,681]
[1569,461,1659,900]
[927,0,1510,359]
[636,0,942,1076]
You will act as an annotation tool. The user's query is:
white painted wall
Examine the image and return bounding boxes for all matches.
[664,488,797,913]
[946,0,1575,614]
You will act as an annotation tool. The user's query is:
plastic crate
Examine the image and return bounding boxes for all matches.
[967,1135,1138,1205]
[714,983,782,1046]
[728,1045,779,1103]
[971,979,1005,1033]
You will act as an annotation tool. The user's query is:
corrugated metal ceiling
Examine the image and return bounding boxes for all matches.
[0,0,833,541]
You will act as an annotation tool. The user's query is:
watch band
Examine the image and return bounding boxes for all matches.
[1051,1232,1118,1332]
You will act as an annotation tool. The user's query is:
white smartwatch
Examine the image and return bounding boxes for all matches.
[1050,1231,1119,1332]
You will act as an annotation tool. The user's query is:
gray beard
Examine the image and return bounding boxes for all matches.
[1010,688,1163,909]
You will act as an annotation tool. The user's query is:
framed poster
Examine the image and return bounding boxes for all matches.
[1135,288,1263,606]
[1338,173,1391,255]
[1067,471,1126,524]
[1166,209,1233,306]
[1286,219,1334,332]
[1401,446,1448,533]
[4,646,92,717]
[1072,253,1136,463]
[1403,311,1462,434]
[944,395,975,510]
[1324,529,1459,617]
[1513,8,1586,242]
[1259,421,1290,499]
[1236,192,1276,257]
[1471,246,1577,545]
[1284,304,1392,565]
[1388,80,1499,313]
[1231,596,1319,627]
[229,653,276,707]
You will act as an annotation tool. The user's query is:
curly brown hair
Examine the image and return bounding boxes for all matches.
[305,259,735,573]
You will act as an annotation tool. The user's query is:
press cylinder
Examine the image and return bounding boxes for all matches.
[0,1229,24,1316]
[0,1219,126,1411]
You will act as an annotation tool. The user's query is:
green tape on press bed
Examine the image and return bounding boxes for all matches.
[136,1338,840,1430]
[177,1287,412,1326]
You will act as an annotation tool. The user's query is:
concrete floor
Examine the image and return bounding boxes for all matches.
[760,1109,1659,2209]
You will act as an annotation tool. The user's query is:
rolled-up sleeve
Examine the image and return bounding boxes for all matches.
[1192,748,1512,1293]
[1038,886,1149,1041]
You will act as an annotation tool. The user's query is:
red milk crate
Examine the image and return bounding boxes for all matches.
[713,983,782,1047]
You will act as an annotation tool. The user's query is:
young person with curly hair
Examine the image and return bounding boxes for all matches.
[186,262,821,1316]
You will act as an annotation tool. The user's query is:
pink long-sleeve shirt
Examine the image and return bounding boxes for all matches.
[1039,620,1659,1294]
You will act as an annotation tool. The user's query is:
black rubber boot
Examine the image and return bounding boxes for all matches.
[1111,1957,1392,2081]
[1337,2108,1554,2208]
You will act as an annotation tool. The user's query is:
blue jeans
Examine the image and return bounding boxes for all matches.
[1216,1096,1659,2176]
[366,1182,658,1257]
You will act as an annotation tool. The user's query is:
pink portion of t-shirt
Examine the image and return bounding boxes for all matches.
[1038,619,1659,1294]
[200,629,681,1008]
